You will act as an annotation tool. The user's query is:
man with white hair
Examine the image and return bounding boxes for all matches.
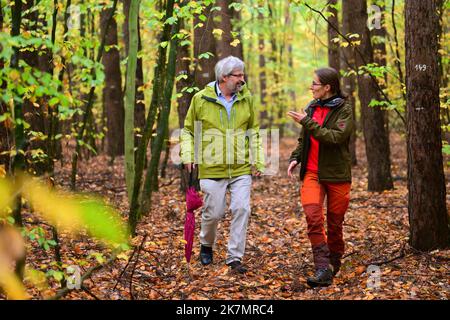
[180,56,265,273]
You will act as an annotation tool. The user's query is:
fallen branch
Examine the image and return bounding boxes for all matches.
[365,244,407,266]
[113,244,139,290]
[129,234,148,300]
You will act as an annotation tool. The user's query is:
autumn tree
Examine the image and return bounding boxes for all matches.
[348,0,393,191]
[405,0,449,250]
[101,4,125,159]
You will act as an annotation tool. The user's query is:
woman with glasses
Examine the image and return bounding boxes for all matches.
[287,67,354,287]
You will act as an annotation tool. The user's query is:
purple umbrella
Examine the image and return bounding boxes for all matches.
[184,170,202,263]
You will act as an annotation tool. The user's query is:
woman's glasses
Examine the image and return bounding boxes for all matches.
[311,81,324,87]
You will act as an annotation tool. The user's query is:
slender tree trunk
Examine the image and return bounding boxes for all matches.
[20,0,48,176]
[372,1,389,135]
[349,0,393,191]
[268,2,280,136]
[258,10,268,128]
[123,0,146,146]
[327,0,340,73]
[101,5,125,159]
[128,0,175,235]
[405,0,449,250]
[176,19,194,192]
[140,20,180,215]
[124,0,140,204]
[342,0,358,165]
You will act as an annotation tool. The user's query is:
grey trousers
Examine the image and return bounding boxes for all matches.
[199,174,252,264]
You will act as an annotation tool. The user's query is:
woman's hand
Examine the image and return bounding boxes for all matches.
[287,160,298,178]
[287,110,307,123]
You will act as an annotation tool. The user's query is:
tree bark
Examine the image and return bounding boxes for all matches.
[405,0,449,250]
[123,0,146,145]
[349,0,393,191]
[258,9,268,128]
[176,19,194,192]
[128,0,175,235]
[140,20,180,215]
[101,6,125,158]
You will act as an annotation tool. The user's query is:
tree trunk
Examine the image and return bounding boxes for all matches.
[101,6,125,158]
[123,0,146,145]
[258,10,268,128]
[405,0,449,250]
[349,0,393,191]
[194,3,217,88]
[128,0,175,235]
[20,0,48,176]
[327,0,340,73]
[124,0,140,204]
[341,0,358,165]
[214,0,233,60]
[140,20,180,215]
[371,0,389,135]
[176,19,194,192]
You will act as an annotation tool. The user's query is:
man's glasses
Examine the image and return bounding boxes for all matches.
[229,73,245,78]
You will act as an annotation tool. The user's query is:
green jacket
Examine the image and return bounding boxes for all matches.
[289,96,354,182]
[181,82,265,179]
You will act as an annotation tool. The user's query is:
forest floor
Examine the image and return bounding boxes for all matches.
[21,133,450,300]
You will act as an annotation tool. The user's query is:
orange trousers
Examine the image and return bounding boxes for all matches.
[300,171,351,256]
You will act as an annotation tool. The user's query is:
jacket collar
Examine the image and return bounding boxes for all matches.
[306,96,346,110]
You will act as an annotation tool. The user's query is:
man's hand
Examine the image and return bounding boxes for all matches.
[287,110,307,123]
[287,160,298,178]
[185,163,196,173]
[254,170,262,177]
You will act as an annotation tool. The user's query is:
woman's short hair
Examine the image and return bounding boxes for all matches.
[215,56,245,82]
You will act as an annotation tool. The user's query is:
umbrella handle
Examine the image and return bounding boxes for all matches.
[188,167,194,187]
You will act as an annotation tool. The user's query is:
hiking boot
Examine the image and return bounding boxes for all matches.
[227,261,248,274]
[200,245,213,265]
[330,253,342,276]
[306,267,334,288]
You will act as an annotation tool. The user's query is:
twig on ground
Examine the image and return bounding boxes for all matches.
[129,233,148,300]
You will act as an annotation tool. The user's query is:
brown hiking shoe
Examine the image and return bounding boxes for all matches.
[306,267,334,288]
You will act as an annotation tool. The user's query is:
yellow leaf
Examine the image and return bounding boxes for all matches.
[212,28,224,36]
[230,39,240,47]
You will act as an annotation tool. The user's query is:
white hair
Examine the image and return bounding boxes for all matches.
[214,56,245,82]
